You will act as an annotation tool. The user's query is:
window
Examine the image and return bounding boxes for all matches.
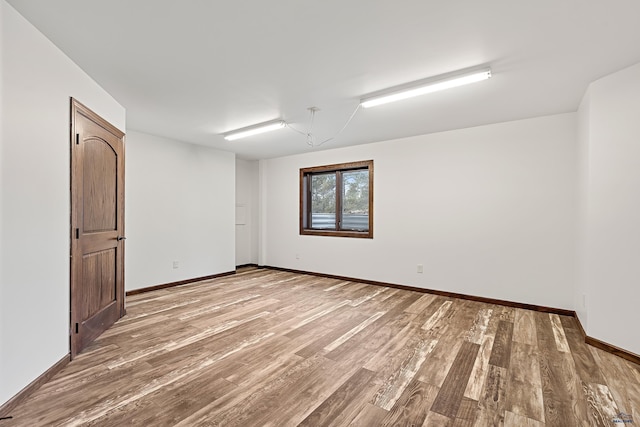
[300,160,373,238]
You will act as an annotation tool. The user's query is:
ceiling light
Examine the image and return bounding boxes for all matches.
[223,119,286,141]
[360,67,492,108]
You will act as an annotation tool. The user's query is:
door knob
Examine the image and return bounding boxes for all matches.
[116,236,127,241]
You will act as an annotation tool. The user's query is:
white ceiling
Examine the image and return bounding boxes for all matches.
[7,0,640,160]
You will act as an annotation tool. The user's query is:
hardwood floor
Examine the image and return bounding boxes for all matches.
[2,269,639,426]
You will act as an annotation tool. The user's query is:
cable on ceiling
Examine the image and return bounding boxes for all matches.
[286,103,361,148]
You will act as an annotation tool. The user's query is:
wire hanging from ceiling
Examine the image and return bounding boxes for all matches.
[286,103,361,148]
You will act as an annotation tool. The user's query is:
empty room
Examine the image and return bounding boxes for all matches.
[1,1,639,426]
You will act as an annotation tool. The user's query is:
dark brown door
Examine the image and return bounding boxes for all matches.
[70,98,125,358]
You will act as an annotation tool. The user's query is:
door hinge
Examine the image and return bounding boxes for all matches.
[76,133,80,145]
[75,228,79,239]
[75,323,79,334]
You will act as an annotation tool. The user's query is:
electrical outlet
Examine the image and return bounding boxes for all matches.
[296,253,300,260]
[417,264,423,274]
[173,261,179,269]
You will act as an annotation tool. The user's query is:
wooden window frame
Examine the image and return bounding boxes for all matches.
[300,160,373,238]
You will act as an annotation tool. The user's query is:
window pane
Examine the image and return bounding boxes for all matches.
[311,173,336,229]
[341,170,369,231]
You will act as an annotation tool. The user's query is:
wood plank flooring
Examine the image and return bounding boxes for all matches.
[2,269,639,426]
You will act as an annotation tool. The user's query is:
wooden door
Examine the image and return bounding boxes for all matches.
[70,98,125,358]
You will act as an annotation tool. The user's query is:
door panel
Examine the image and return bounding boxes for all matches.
[83,138,118,232]
[81,249,117,319]
[71,98,125,358]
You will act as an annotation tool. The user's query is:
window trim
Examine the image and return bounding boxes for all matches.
[299,160,373,238]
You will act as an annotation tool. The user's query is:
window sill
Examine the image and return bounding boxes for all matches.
[300,229,373,239]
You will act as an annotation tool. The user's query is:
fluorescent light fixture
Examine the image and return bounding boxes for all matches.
[223,119,286,141]
[360,66,492,108]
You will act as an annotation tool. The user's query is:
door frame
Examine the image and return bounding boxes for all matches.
[69,98,126,358]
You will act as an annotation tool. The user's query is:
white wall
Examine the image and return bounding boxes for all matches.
[125,131,236,291]
[575,90,590,328]
[235,159,259,266]
[262,114,579,310]
[579,62,640,355]
[0,0,5,398]
[0,0,125,405]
